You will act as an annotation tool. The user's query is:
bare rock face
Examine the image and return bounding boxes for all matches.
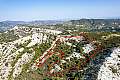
[97,47,120,80]
[13,53,34,78]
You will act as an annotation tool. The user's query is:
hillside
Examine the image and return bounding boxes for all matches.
[0,20,120,80]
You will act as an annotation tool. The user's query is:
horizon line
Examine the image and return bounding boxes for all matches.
[1,17,120,22]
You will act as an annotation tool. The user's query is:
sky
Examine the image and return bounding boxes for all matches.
[0,0,120,21]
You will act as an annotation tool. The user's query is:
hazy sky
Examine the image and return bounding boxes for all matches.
[0,0,120,21]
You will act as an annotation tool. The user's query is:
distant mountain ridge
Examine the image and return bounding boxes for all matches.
[1,19,120,32]
[0,20,64,32]
[1,20,64,25]
[0,22,13,32]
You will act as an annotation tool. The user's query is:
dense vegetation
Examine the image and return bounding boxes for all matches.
[0,30,19,43]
